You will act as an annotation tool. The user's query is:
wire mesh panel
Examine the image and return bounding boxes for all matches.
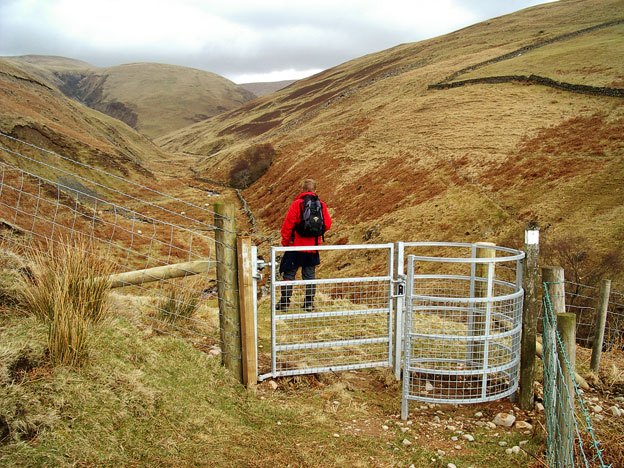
[0,132,236,362]
[401,243,524,416]
[261,244,394,379]
[565,282,624,351]
[538,281,624,351]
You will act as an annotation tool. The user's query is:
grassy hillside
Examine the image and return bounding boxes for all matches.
[159,0,624,283]
[3,56,257,139]
[2,242,624,467]
[0,245,551,468]
[0,58,168,186]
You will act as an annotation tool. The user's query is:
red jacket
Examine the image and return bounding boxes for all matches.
[281,192,332,249]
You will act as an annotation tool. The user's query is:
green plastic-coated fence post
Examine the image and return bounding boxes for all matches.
[214,201,243,383]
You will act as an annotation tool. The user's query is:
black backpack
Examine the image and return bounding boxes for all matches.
[295,194,325,238]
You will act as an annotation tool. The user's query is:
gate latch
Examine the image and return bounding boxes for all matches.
[392,276,406,298]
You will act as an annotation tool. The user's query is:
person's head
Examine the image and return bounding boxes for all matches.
[302,178,316,193]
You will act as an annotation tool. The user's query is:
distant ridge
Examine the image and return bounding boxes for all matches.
[239,80,296,97]
[0,58,169,183]
[2,56,256,139]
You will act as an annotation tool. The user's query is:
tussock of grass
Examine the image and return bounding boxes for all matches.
[157,282,201,325]
[19,238,113,366]
[0,242,26,315]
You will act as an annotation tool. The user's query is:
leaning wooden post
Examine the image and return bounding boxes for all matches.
[519,228,540,410]
[590,278,612,376]
[214,201,243,383]
[237,235,257,389]
[543,266,565,319]
[556,312,576,467]
[542,266,565,394]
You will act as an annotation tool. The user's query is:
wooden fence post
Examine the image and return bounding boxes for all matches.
[590,278,612,376]
[107,260,214,288]
[237,235,257,389]
[542,266,565,401]
[542,266,574,467]
[214,201,243,383]
[543,266,565,318]
[520,228,540,410]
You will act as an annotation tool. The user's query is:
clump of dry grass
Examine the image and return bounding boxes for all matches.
[157,282,201,326]
[0,239,27,315]
[19,237,113,366]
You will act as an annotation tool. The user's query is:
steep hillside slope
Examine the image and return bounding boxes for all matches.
[0,58,167,184]
[160,0,624,277]
[3,56,257,139]
[240,79,297,97]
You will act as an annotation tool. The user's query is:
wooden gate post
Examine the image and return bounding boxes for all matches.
[590,278,612,376]
[520,228,540,410]
[214,201,243,383]
[470,242,495,368]
[237,235,257,389]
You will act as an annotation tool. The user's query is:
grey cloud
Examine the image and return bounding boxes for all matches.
[0,1,557,81]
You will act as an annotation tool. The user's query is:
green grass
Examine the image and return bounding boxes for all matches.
[0,312,433,467]
[0,248,576,468]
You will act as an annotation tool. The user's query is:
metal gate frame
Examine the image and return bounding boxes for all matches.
[258,243,395,380]
[399,242,525,417]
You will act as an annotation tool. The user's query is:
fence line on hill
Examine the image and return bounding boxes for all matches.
[563,281,624,350]
[0,131,239,367]
[536,280,624,351]
[542,279,611,468]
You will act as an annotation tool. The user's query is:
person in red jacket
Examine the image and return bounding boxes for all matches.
[277,178,332,311]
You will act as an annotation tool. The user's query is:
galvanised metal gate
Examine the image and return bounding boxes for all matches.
[399,243,525,418]
[258,244,395,380]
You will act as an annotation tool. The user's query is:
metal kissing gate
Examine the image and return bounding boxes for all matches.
[253,242,525,414]
[399,243,524,417]
[259,244,395,380]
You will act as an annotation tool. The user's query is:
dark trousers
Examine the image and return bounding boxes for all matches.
[278,265,316,309]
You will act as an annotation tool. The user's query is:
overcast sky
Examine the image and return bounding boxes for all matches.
[0,0,557,83]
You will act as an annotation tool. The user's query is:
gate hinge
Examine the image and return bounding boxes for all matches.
[254,257,272,281]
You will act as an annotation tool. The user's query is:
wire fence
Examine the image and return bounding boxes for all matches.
[564,282,624,350]
[542,282,610,468]
[536,280,624,351]
[0,131,239,363]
